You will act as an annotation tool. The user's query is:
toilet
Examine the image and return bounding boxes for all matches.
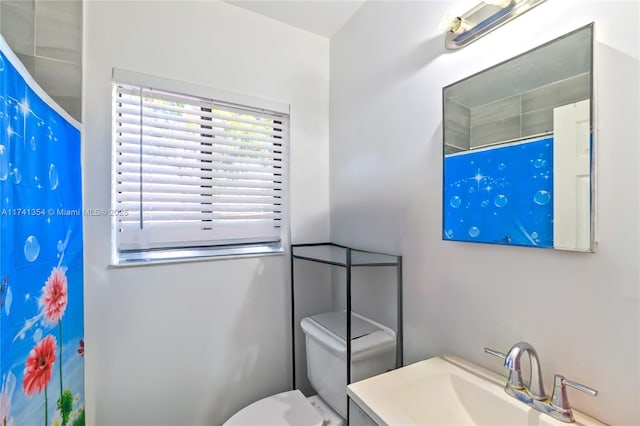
[224,310,396,425]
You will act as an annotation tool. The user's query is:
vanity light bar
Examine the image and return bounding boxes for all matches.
[445,0,547,49]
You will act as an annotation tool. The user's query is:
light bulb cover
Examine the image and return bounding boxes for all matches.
[445,0,546,49]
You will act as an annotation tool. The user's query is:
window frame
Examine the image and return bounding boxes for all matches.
[110,69,290,266]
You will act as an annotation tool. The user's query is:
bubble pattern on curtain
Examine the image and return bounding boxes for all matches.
[443,137,554,248]
[1,37,84,426]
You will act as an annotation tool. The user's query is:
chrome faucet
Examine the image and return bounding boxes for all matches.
[484,343,598,423]
[504,341,546,400]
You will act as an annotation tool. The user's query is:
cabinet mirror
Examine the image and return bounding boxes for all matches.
[443,24,594,252]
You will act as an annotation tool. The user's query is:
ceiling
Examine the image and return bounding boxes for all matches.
[223,0,366,38]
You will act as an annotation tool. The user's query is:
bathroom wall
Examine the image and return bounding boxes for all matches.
[83,1,330,425]
[330,1,639,424]
[0,0,82,121]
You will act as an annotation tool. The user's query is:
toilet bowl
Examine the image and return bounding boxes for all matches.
[224,311,396,426]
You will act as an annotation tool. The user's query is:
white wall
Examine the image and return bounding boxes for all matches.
[83,2,329,425]
[330,1,639,424]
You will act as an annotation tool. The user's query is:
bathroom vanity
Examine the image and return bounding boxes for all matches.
[347,356,604,426]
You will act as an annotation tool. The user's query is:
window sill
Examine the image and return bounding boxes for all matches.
[109,243,284,268]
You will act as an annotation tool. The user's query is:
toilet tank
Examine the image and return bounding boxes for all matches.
[300,311,396,419]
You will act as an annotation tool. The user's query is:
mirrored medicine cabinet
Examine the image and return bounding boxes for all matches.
[443,24,594,252]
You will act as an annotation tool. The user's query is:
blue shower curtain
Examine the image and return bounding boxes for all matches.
[0,36,84,426]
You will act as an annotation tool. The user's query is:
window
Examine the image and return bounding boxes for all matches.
[111,70,289,264]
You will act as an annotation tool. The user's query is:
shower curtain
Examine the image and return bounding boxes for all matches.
[0,36,84,426]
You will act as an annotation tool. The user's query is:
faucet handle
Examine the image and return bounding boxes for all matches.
[551,374,598,412]
[563,378,598,397]
[484,347,506,359]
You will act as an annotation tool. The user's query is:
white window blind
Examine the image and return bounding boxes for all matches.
[112,80,288,256]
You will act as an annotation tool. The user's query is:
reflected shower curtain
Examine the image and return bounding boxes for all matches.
[443,136,554,248]
[0,36,84,425]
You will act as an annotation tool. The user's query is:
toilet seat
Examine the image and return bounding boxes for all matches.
[224,390,324,426]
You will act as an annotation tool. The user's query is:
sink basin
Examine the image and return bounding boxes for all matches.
[347,355,604,426]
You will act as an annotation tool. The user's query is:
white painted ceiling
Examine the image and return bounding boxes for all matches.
[223,0,366,38]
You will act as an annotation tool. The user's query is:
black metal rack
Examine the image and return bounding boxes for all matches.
[290,242,403,421]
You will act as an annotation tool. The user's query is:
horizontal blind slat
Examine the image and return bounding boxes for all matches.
[119,201,280,213]
[115,105,285,138]
[116,164,280,182]
[117,172,282,189]
[121,211,281,221]
[116,193,278,204]
[115,115,285,145]
[117,181,282,193]
[115,132,283,154]
[116,157,279,175]
[140,88,285,122]
[116,151,283,168]
[115,140,283,162]
[116,185,279,197]
[115,130,284,158]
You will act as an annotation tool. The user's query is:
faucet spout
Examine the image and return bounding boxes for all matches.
[504,341,546,400]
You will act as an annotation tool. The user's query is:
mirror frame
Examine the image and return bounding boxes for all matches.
[441,23,595,252]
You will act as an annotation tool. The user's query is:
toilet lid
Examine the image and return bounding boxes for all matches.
[310,311,380,341]
[224,390,324,426]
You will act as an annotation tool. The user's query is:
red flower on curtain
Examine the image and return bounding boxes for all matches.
[41,267,68,323]
[22,335,57,396]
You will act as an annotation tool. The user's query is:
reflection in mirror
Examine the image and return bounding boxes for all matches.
[443,24,594,252]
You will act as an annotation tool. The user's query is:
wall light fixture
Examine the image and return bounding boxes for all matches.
[445,0,547,49]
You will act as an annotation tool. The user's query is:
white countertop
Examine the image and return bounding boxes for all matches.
[347,355,605,426]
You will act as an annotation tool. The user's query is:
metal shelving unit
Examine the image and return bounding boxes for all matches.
[290,242,403,422]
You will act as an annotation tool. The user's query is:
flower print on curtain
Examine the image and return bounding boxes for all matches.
[1,371,16,426]
[23,336,57,426]
[40,267,73,426]
[22,335,56,396]
[41,268,68,324]
[0,35,84,426]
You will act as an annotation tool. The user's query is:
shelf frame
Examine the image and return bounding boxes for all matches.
[290,242,403,424]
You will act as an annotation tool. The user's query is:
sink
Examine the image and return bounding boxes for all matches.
[347,355,604,426]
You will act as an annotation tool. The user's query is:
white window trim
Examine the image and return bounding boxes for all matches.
[110,68,290,266]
